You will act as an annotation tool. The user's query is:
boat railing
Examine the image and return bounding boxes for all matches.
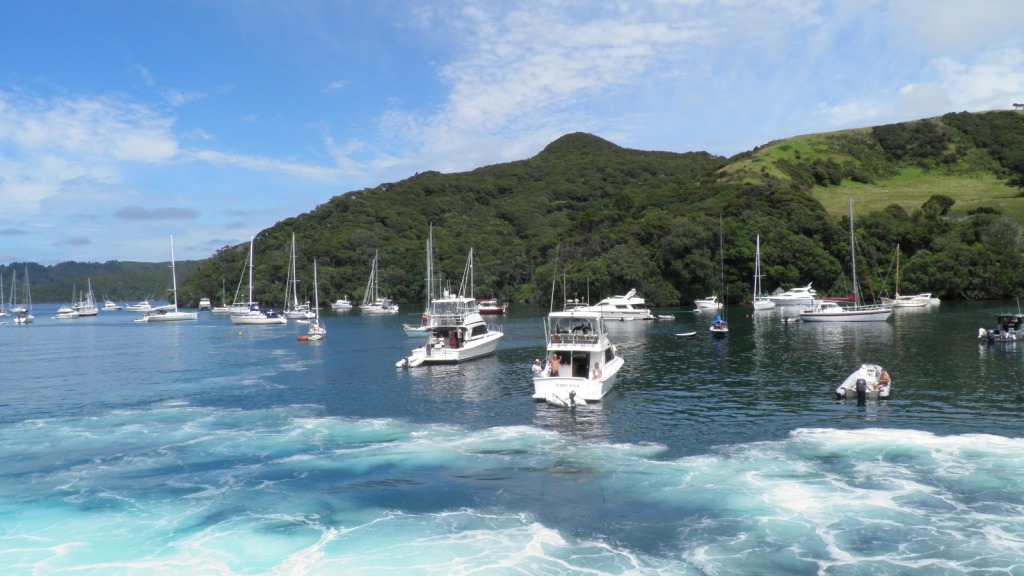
[431,312,468,325]
[549,332,599,345]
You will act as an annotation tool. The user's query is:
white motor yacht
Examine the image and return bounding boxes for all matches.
[568,288,653,321]
[532,309,624,404]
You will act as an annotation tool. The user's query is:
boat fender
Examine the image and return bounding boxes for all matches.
[855,378,867,401]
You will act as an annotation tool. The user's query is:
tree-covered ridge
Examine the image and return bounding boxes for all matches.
[0,260,201,305]
[26,112,1024,307]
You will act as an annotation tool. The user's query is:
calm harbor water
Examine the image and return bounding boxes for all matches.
[2,301,1024,574]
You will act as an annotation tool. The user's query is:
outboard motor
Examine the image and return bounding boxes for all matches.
[855,378,868,401]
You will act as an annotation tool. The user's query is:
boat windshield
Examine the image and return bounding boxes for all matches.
[429,298,478,323]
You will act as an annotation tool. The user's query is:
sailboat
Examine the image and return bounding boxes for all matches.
[9,269,26,314]
[360,250,399,314]
[881,244,930,308]
[136,235,198,323]
[231,236,288,325]
[300,260,326,341]
[284,233,315,319]
[13,266,34,324]
[800,199,892,322]
[74,278,100,316]
[752,235,775,311]
[403,225,434,337]
[710,218,729,336]
[0,272,7,317]
[211,279,233,314]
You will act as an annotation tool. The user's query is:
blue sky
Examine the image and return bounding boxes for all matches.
[1,0,1022,264]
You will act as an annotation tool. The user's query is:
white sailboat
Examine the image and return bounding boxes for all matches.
[9,269,26,314]
[403,225,434,337]
[284,233,315,319]
[74,278,100,316]
[231,236,288,325]
[136,235,198,323]
[302,260,326,341]
[0,272,7,317]
[13,266,33,324]
[800,199,892,322]
[360,250,398,314]
[881,244,931,308]
[752,235,775,310]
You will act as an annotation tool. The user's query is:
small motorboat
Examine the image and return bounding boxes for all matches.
[836,364,892,400]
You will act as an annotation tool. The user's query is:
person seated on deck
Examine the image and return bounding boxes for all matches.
[877,369,890,390]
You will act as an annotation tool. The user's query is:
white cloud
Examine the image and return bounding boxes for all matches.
[189,149,344,182]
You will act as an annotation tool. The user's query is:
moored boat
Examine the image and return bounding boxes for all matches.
[359,250,399,314]
[477,298,508,315]
[978,312,1024,343]
[768,283,817,307]
[836,364,892,400]
[135,236,198,323]
[752,235,775,311]
[799,199,891,323]
[331,296,353,311]
[532,309,623,403]
[694,294,722,312]
[231,236,287,325]
[569,288,653,321]
[396,248,503,366]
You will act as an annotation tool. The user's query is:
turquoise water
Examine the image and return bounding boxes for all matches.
[2,303,1023,574]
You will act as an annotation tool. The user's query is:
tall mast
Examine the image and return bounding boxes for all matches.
[849,198,859,305]
[249,236,255,307]
[170,235,178,310]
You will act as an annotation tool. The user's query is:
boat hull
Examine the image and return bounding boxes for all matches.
[532,357,622,402]
[799,309,892,322]
[231,314,287,325]
[399,332,503,366]
[136,311,198,322]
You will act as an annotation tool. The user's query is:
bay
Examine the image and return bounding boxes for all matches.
[2,301,1023,574]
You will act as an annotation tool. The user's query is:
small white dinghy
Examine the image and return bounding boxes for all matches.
[836,364,892,400]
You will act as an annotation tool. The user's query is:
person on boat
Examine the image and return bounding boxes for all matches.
[532,359,542,378]
[592,362,602,380]
[549,354,561,376]
[877,369,890,390]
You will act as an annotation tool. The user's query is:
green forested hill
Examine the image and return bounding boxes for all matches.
[27,111,1024,307]
[180,111,1024,307]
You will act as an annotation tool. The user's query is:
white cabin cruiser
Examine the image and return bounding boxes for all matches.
[532,309,624,403]
[768,283,817,307]
[694,294,722,312]
[396,291,503,366]
[568,288,653,321]
[396,249,502,367]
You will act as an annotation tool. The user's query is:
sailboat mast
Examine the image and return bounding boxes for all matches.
[313,259,320,323]
[170,235,178,310]
[849,198,859,305]
[248,236,255,307]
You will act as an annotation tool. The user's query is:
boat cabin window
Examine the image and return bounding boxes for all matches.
[470,324,488,337]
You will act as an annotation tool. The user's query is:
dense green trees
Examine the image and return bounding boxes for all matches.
[16,112,1024,306]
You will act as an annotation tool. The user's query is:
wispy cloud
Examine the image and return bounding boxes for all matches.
[115,206,200,220]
